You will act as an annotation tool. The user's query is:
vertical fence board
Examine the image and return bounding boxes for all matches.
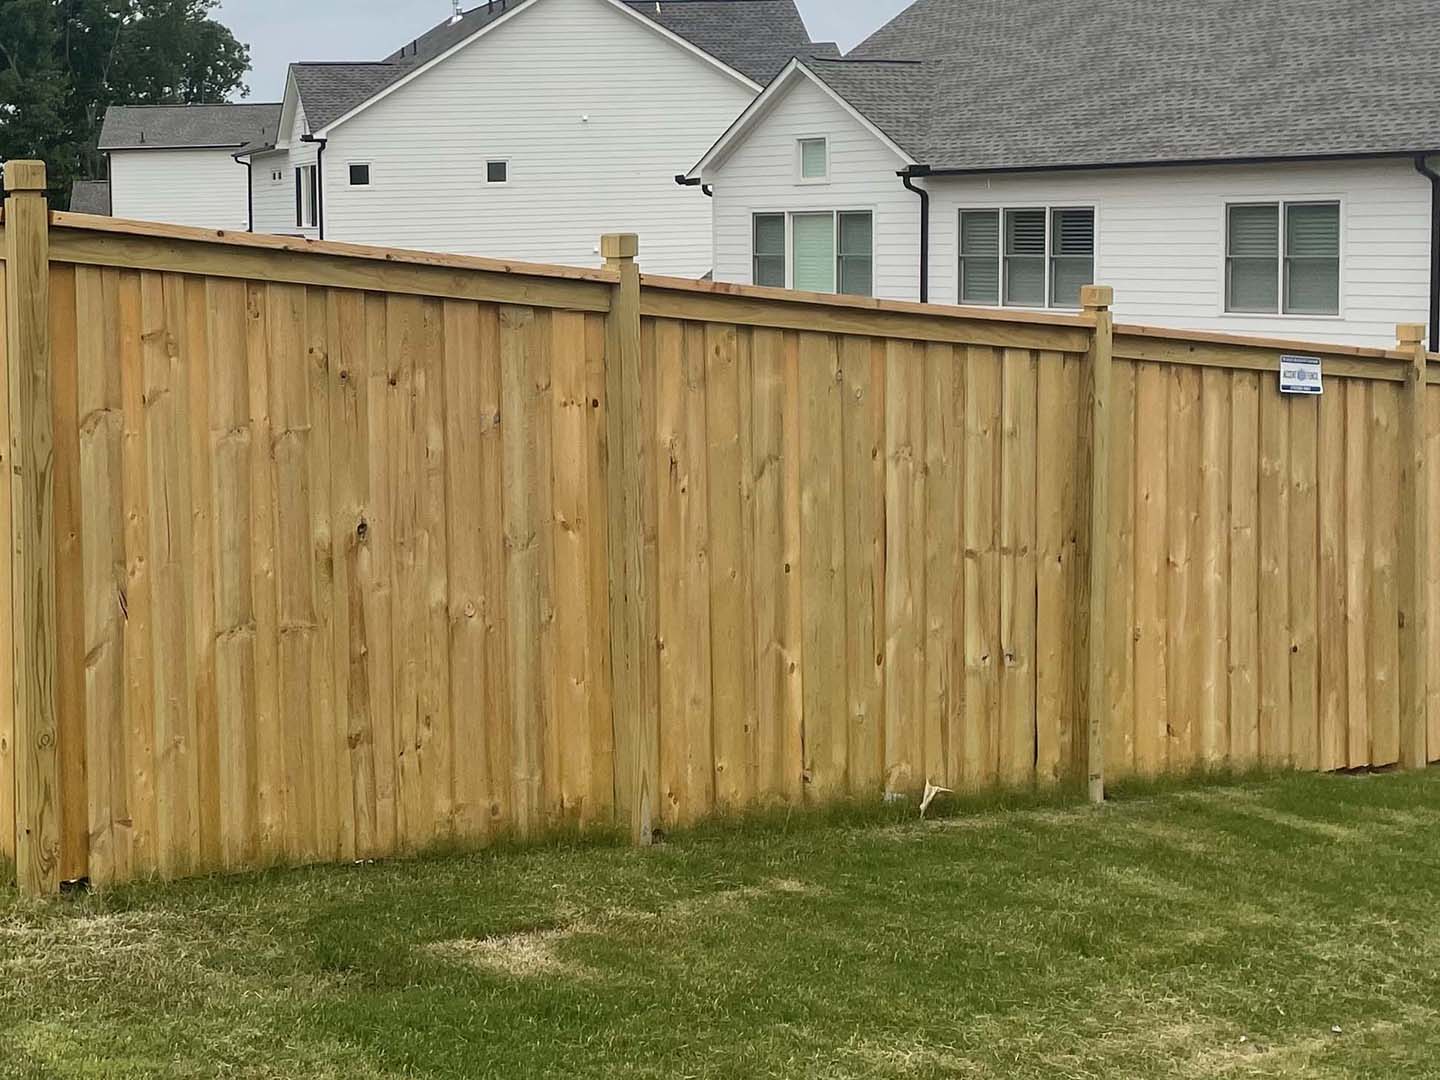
[999,349,1038,785]
[1166,367,1201,769]
[922,342,957,789]
[121,272,157,874]
[1317,388,1348,772]
[1370,386,1401,765]
[208,278,255,869]
[0,262,10,872]
[1228,372,1261,767]
[841,336,885,794]
[705,322,753,809]
[799,331,847,799]
[1105,360,1136,777]
[1198,369,1230,766]
[49,266,87,881]
[1258,381,1292,767]
[1289,399,1321,773]
[1133,363,1169,774]
[885,340,925,793]
[962,346,1000,789]
[1344,379,1372,768]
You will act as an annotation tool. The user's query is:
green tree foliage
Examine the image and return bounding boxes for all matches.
[0,0,249,198]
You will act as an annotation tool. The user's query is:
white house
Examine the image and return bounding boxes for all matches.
[686,0,1440,350]
[96,103,282,230]
[235,0,834,277]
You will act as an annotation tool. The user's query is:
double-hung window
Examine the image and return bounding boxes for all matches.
[295,164,319,228]
[959,206,1096,308]
[1226,201,1340,315]
[751,211,874,297]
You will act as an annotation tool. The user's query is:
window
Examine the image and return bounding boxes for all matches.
[295,165,318,228]
[799,138,828,182]
[348,163,371,186]
[957,206,1096,308]
[753,214,785,287]
[751,211,874,296]
[837,211,873,296]
[959,210,1001,304]
[1226,201,1340,315]
[792,213,835,292]
[486,160,508,184]
[270,169,283,182]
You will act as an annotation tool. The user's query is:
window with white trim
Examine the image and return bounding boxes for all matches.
[753,214,785,288]
[1226,201,1340,315]
[958,206,1096,308]
[798,138,828,182]
[295,164,318,228]
[348,162,371,186]
[486,160,509,184]
[751,211,873,296]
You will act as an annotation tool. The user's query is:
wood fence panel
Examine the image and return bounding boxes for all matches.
[7,212,1434,890]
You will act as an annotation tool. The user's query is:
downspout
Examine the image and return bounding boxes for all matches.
[240,157,254,232]
[303,134,328,239]
[1416,154,1440,353]
[899,166,931,303]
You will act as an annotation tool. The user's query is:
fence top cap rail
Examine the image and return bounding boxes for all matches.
[639,272,1096,330]
[23,210,623,286]
[1114,319,1411,363]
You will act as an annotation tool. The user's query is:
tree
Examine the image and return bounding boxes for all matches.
[0,0,249,198]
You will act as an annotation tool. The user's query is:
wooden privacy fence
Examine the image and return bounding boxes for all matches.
[1,161,1437,894]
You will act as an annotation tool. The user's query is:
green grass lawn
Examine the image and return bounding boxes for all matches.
[3,769,1439,1079]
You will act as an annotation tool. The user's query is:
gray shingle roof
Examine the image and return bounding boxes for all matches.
[98,103,282,151]
[842,0,1440,171]
[68,180,111,215]
[292,0,834,133]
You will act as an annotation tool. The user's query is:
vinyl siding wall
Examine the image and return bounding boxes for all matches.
[707,90,1434,348]
[707,75,919,301]
[108,148,251,231]
[251,100,320,239]
[924,160,1432,348]
[306,0,756,276]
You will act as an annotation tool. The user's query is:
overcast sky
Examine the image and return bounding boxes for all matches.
[217,0,915,101]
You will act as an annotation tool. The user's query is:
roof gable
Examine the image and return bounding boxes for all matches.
[688,58,919,178]
[292,0,836,137]
[843,0,1440,172]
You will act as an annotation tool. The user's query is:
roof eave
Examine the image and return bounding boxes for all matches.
[912,148,1440,177]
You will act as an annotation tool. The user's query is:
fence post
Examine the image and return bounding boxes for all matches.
[601,234,656,845]
[1397,323,1430,770]
[1082,285,1114,804]
[3,161,60,894]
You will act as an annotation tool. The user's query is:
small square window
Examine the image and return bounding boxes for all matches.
[348,163,371,186]
[271,170,283,182]
[799,138,828,181]
[486,160,508,184]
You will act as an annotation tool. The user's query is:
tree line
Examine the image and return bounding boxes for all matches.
[0,0,249,199]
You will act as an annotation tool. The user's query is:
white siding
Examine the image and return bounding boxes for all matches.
[313,0,756,275]
[706,75,918,300]
[708,91,1434,348]
[925,160,1432,348]
[250,150,299,235]
[108,148,251,231]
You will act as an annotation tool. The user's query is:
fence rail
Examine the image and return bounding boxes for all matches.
[1,162,1435,894]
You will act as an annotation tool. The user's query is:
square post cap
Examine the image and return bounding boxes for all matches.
[1398,323,1427,347]
[1080,285,1114,310]
[601,234,639,261]
[3,160,47,193]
